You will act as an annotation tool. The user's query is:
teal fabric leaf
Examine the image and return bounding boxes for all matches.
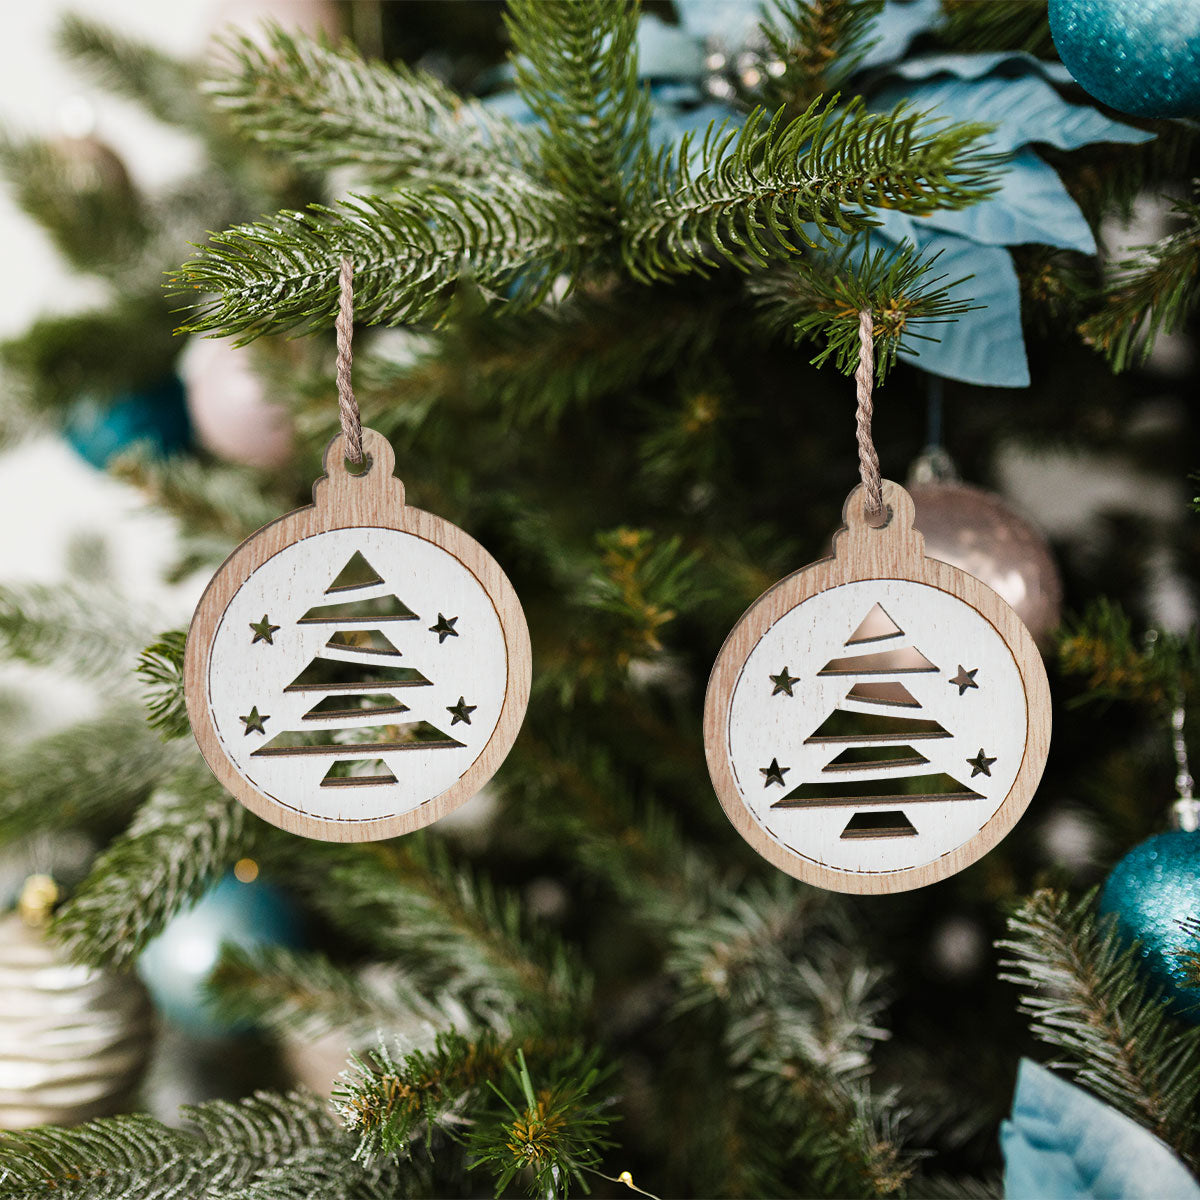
[1002,1059,1200,1200]
[858,0,944,69]
[864,220,1030,387]
[875,75,1152,154]
[888,50,1075,85]
[909,149,1096,253]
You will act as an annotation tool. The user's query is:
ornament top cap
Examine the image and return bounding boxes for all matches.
[832,479,925,565]
[312,425,405,514]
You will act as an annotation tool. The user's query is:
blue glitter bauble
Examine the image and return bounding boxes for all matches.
[1049,0,1200,117]
[1099,830,1200,1023]
[137,874,302,1037]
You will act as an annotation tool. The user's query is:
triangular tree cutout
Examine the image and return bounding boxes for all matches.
[845,681,921,708]
[846,604,903,645]
[299,593,419,624]
[841,811,918,839]
[325,551,384,594]
[321,759,397,788]
[819,647,937,675]
[805,708,950,743]
[252,721,465,756]
[303,693,411,720]
[285,656,431,693]
[771,773,983,809]
[824,745,929,771]
[326,629,401,656]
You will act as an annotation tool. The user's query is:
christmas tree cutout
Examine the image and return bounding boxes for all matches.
[249,552,466,784]
[771,604,982,838]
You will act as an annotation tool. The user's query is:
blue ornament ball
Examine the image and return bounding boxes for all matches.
[64,375,191,469]
[137,872,302,1037]
[1049,0,1200,117]
[1099,830,1200,1023]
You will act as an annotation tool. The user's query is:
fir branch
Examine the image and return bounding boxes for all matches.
[56,13,208,132]
[749,238,975,383]
[53,765,256,967]
[173,185,576,341]
[138,630,188,739]
[1081,190,1200,372]
[940,0,1056,57]
[209,943,447,1040]
[999,888,1200,1168]
[1058,599,1197,710]
[624,99,998,282]
[208,27,537,187]
[0,582,151,679]
[507,0,651,234]
[467,1049,617,1199]
[0,710,186,843]
[0,1089,398,1200]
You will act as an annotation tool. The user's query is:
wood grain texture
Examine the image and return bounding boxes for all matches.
[703,480,1052,895]
[184,428,531,842]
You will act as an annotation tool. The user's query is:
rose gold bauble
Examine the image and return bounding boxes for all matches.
[908,481,1063,648]
[181,338,294,470]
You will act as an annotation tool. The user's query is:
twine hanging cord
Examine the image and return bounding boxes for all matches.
[854,309,887,527]
[336,256,364,465]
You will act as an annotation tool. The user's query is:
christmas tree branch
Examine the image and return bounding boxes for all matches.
[939,0,1055,57]
[624,100,999,282]
[53,764,257,967]
[137,630,189,739]
[0,1089,404,1200]
[208,26,537,186]
[749,238,975,382]
[1081,190,1200,372]
[56,13,208,133]
[507,0,650,233]
[0,710,186,842]
[173,185,576,341]
[998,888,1200,1169]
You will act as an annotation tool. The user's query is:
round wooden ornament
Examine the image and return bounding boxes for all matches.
[184,426,531,842]
[703,479,1051,894]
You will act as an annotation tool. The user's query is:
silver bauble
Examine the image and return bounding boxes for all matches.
[908,481,1063,649]
[0,912,153,1129]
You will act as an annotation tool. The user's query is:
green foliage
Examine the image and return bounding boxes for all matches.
[999,888,1200,1170]
[0,1089,402,1200]
[137,630,189,739]
[53,764,256,967]
[940,0,1056,57]
[1081,191,1200,372]
[1058,599,1198,711]
[209,26,536,186]
[624,99,997,282]
[467,1049,616,1199]
[750,238,976,383]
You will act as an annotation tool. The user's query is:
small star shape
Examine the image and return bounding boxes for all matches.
[967,748,996,778]
[949,665,979,695]
[249,615,280,645]
[770,666,799,697]
[430,613,459,643]
[760,757,790,788]
[447,697,476,726]
[240,706,269,736]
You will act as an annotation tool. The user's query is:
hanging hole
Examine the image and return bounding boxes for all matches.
[865,503,892,530]
[344,452,372,476]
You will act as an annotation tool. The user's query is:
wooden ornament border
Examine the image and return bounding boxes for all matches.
[184,429,532,843]
[703,480,1052,895]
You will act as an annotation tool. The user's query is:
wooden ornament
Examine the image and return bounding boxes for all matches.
[703,480,1051,894]
[184,427,531,842]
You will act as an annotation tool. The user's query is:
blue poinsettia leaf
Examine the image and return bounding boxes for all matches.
[637,13,707,80]
[874,75,1152,155]
[913,149,1096,253]
[857,0,944,69]
[864,223,1029,387]
[885,49,1075,84]
[1002,1060,1200,1200]
[672,0,767,45]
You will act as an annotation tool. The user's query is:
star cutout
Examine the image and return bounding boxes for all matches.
[447,697,476,726]
[949,665,979,695]
[967,748,996,778]
[430,613,459,643]
[760,757,790,788]
[249,615,280,645]
[240,706,269,736]
[770,666,799,697]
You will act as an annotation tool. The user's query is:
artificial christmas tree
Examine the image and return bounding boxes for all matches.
[1,1,1200,1197]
